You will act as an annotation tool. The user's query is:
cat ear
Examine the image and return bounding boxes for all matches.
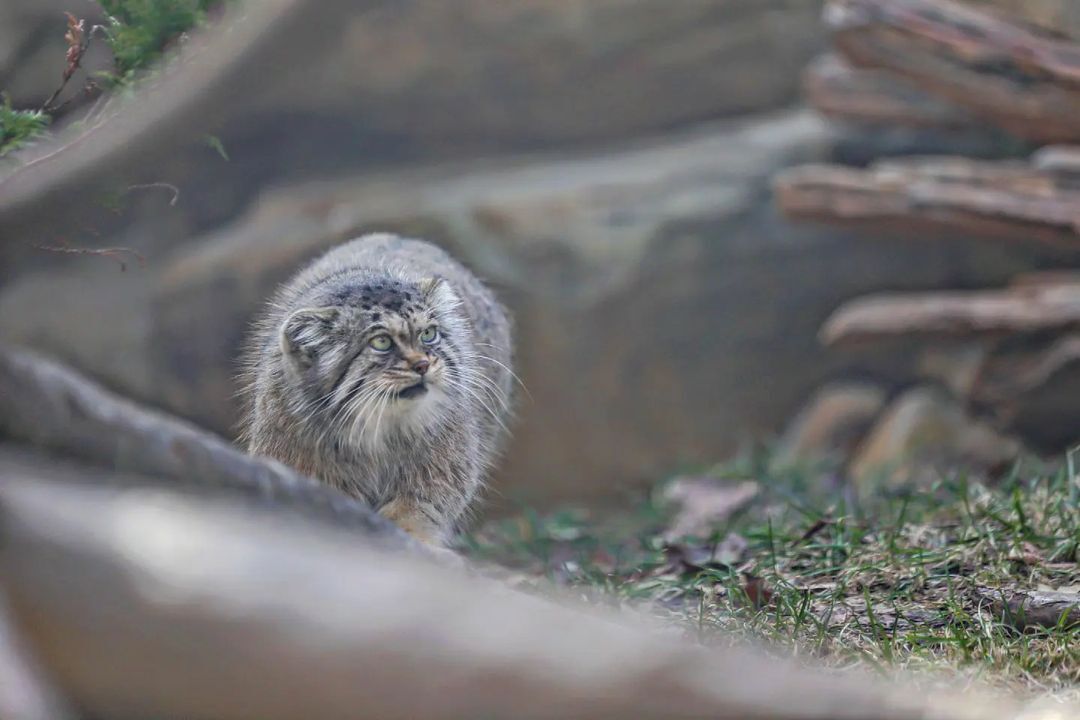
[418,276,445,299]
[280,307,340,370]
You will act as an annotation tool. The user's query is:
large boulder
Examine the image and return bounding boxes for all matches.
[0,110,1047,506]
[1,0,827,275]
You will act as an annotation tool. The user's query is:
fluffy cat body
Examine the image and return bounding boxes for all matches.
[238,234,513,546]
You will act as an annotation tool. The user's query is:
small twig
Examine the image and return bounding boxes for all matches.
[800,518,832,542]
[47,77,104,117]
[33,241,146,272]
[40,21,109,114]
[40,14,89,113]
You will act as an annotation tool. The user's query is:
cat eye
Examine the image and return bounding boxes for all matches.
[419,326,440,344]
[369,334,393,352]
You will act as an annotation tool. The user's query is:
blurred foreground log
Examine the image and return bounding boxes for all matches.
[0,345,407,546]
[826,0,1080,143]
[775,157,1080,250]
[0,463,1040,720]
[0,591,76,720]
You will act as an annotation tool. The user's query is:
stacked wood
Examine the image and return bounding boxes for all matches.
[825,0,1080,144]
[774,0,1080,471]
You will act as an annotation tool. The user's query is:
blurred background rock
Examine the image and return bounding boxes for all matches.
[1,0,1076,508]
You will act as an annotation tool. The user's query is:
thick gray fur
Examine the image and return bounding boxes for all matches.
[238,233,513,545]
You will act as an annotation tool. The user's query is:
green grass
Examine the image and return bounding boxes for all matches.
[0,96,49,157]
[462,451,1080,700]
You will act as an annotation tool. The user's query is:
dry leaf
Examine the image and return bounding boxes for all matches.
[63,13,86,82]
[662,477,759,541]
[663,532,749,574]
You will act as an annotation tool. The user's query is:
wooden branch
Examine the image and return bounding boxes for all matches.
[826,0,1080,142]
[1032,144,1080,174]
[970,333,1080,449]
[804,54,977,129]
[774,158,1080,249]
[0,345,408,546]
[961,0,1080,42]
[820,286,1080,346]
[1008,270,1080,290]
[975,335,1080,402]
[0,462,1035,720]
[975,587,1080,630]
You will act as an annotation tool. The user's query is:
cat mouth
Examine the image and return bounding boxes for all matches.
[395,382,428,400]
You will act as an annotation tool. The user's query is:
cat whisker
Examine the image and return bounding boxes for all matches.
[472,353,530,400]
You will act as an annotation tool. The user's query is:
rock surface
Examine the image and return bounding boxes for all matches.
[265,0,828,147]
[0,0,828,272]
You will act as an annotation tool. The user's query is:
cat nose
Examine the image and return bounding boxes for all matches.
[412,358,430,376]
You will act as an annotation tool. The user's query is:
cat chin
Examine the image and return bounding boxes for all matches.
[348,385,448,448]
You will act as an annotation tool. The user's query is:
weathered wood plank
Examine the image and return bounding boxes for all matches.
[961,0,1080,41]
[820,286,1080,346]
[804,54,977,129]
[826,0,1080,142]
[774,157,1080,249]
